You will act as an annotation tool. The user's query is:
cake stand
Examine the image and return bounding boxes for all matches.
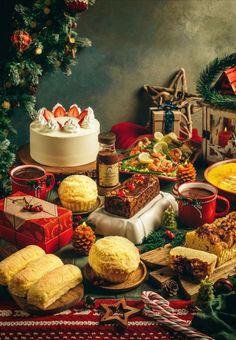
[17,144,96,178]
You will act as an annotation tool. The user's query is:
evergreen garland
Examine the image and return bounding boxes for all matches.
[0,0,95,198]
[197,52,236,111]
[140,227,186,253]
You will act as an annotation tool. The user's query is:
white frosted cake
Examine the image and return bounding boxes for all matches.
[30,104,100,167]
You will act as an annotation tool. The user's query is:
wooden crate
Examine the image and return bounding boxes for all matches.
[202,104,236,163]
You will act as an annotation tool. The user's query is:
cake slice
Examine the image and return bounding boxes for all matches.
[169,246,217,281]
[185,211,236,266]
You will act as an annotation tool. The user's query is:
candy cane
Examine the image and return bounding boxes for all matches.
[142,291,174,313]
[141,291,213,340]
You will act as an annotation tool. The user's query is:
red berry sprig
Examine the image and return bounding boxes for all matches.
[165,229,175,240]
[23,204,43,213]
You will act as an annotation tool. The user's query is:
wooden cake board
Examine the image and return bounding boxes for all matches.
[11,284,84,316]
[17,144,96,177]
[141,246,236,301]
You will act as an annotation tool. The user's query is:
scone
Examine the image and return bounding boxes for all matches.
[0,245,45,286]
[27,264,83,309]
[58,175,98,212]
[88,236,140,283]
[8,254,63,297]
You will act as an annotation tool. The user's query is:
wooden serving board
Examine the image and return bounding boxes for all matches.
[83,261,147,292]
[149,255,236,301]
[140,244,171,267]
[17,144,96,177]
[179,257,236,301]
[11,283,84,316]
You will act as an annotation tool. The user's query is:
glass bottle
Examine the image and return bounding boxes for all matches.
[96,132,119,194]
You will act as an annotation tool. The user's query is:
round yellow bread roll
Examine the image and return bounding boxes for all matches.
[88,236,140,283]
[58,175,98,212]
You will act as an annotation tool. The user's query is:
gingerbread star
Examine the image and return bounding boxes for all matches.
[100,298,141,328]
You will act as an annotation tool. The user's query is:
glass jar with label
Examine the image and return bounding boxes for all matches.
[96,132,119,195]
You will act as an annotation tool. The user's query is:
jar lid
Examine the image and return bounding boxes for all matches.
[98,132,116,144]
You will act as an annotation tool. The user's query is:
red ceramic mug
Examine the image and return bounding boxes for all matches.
[10,165,55,200]
[177,181,230,228]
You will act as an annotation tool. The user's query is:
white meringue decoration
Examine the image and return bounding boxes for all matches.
[63,118,80,133]
[47,119,60,131]
[37,108,48,126]
[81,107,95,129]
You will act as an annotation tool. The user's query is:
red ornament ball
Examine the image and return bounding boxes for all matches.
[11,30,32,52]
[64,0,88,12]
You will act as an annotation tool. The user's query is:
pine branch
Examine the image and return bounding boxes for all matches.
[0,0,95,196]
[197,53,236,110]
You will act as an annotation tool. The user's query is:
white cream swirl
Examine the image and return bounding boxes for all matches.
[81,107,95,129]
[37,108,48,126]
[47,119,60,131]
[63,118,80,133]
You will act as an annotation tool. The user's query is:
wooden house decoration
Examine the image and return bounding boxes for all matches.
[214,67,236,95]
[144,68,236,163]
[202,104,236,163]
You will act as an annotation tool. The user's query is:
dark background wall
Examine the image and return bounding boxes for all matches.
[2,0,236,146]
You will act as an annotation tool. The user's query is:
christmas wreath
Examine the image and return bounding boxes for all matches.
[197,52,236,111]
[0,0,95,197]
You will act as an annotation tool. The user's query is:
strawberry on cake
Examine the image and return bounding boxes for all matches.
[30,103,100,167]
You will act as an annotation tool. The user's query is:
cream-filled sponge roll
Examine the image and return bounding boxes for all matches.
[0,245,45,286]
[8,254,63,297]
[27,264,83,309]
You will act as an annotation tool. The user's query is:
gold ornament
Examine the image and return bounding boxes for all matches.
[35,47,43,55]
[69,36,76,44]
[72,222,96,256]
[30,21,37,28]
[43,7,51,15]
[2,101,11,110]
[5,81,12,88]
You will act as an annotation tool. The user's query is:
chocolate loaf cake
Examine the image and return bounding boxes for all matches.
[104,174,160,218]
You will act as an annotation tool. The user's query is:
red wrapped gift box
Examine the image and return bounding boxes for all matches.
[0,191,73,253]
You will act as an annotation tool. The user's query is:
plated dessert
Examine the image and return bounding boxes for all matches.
[30,103,100,167]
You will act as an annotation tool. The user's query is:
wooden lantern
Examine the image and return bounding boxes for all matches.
[202,104,236,163]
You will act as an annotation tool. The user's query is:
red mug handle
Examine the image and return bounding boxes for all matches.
[45,172,55,192]
[215,195,230,218]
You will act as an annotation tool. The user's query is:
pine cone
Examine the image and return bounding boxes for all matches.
[176,162,196,184]
[161,279,179,296]
[72,222,96,256]
[28,83,38,95]
[162,206,177,229]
